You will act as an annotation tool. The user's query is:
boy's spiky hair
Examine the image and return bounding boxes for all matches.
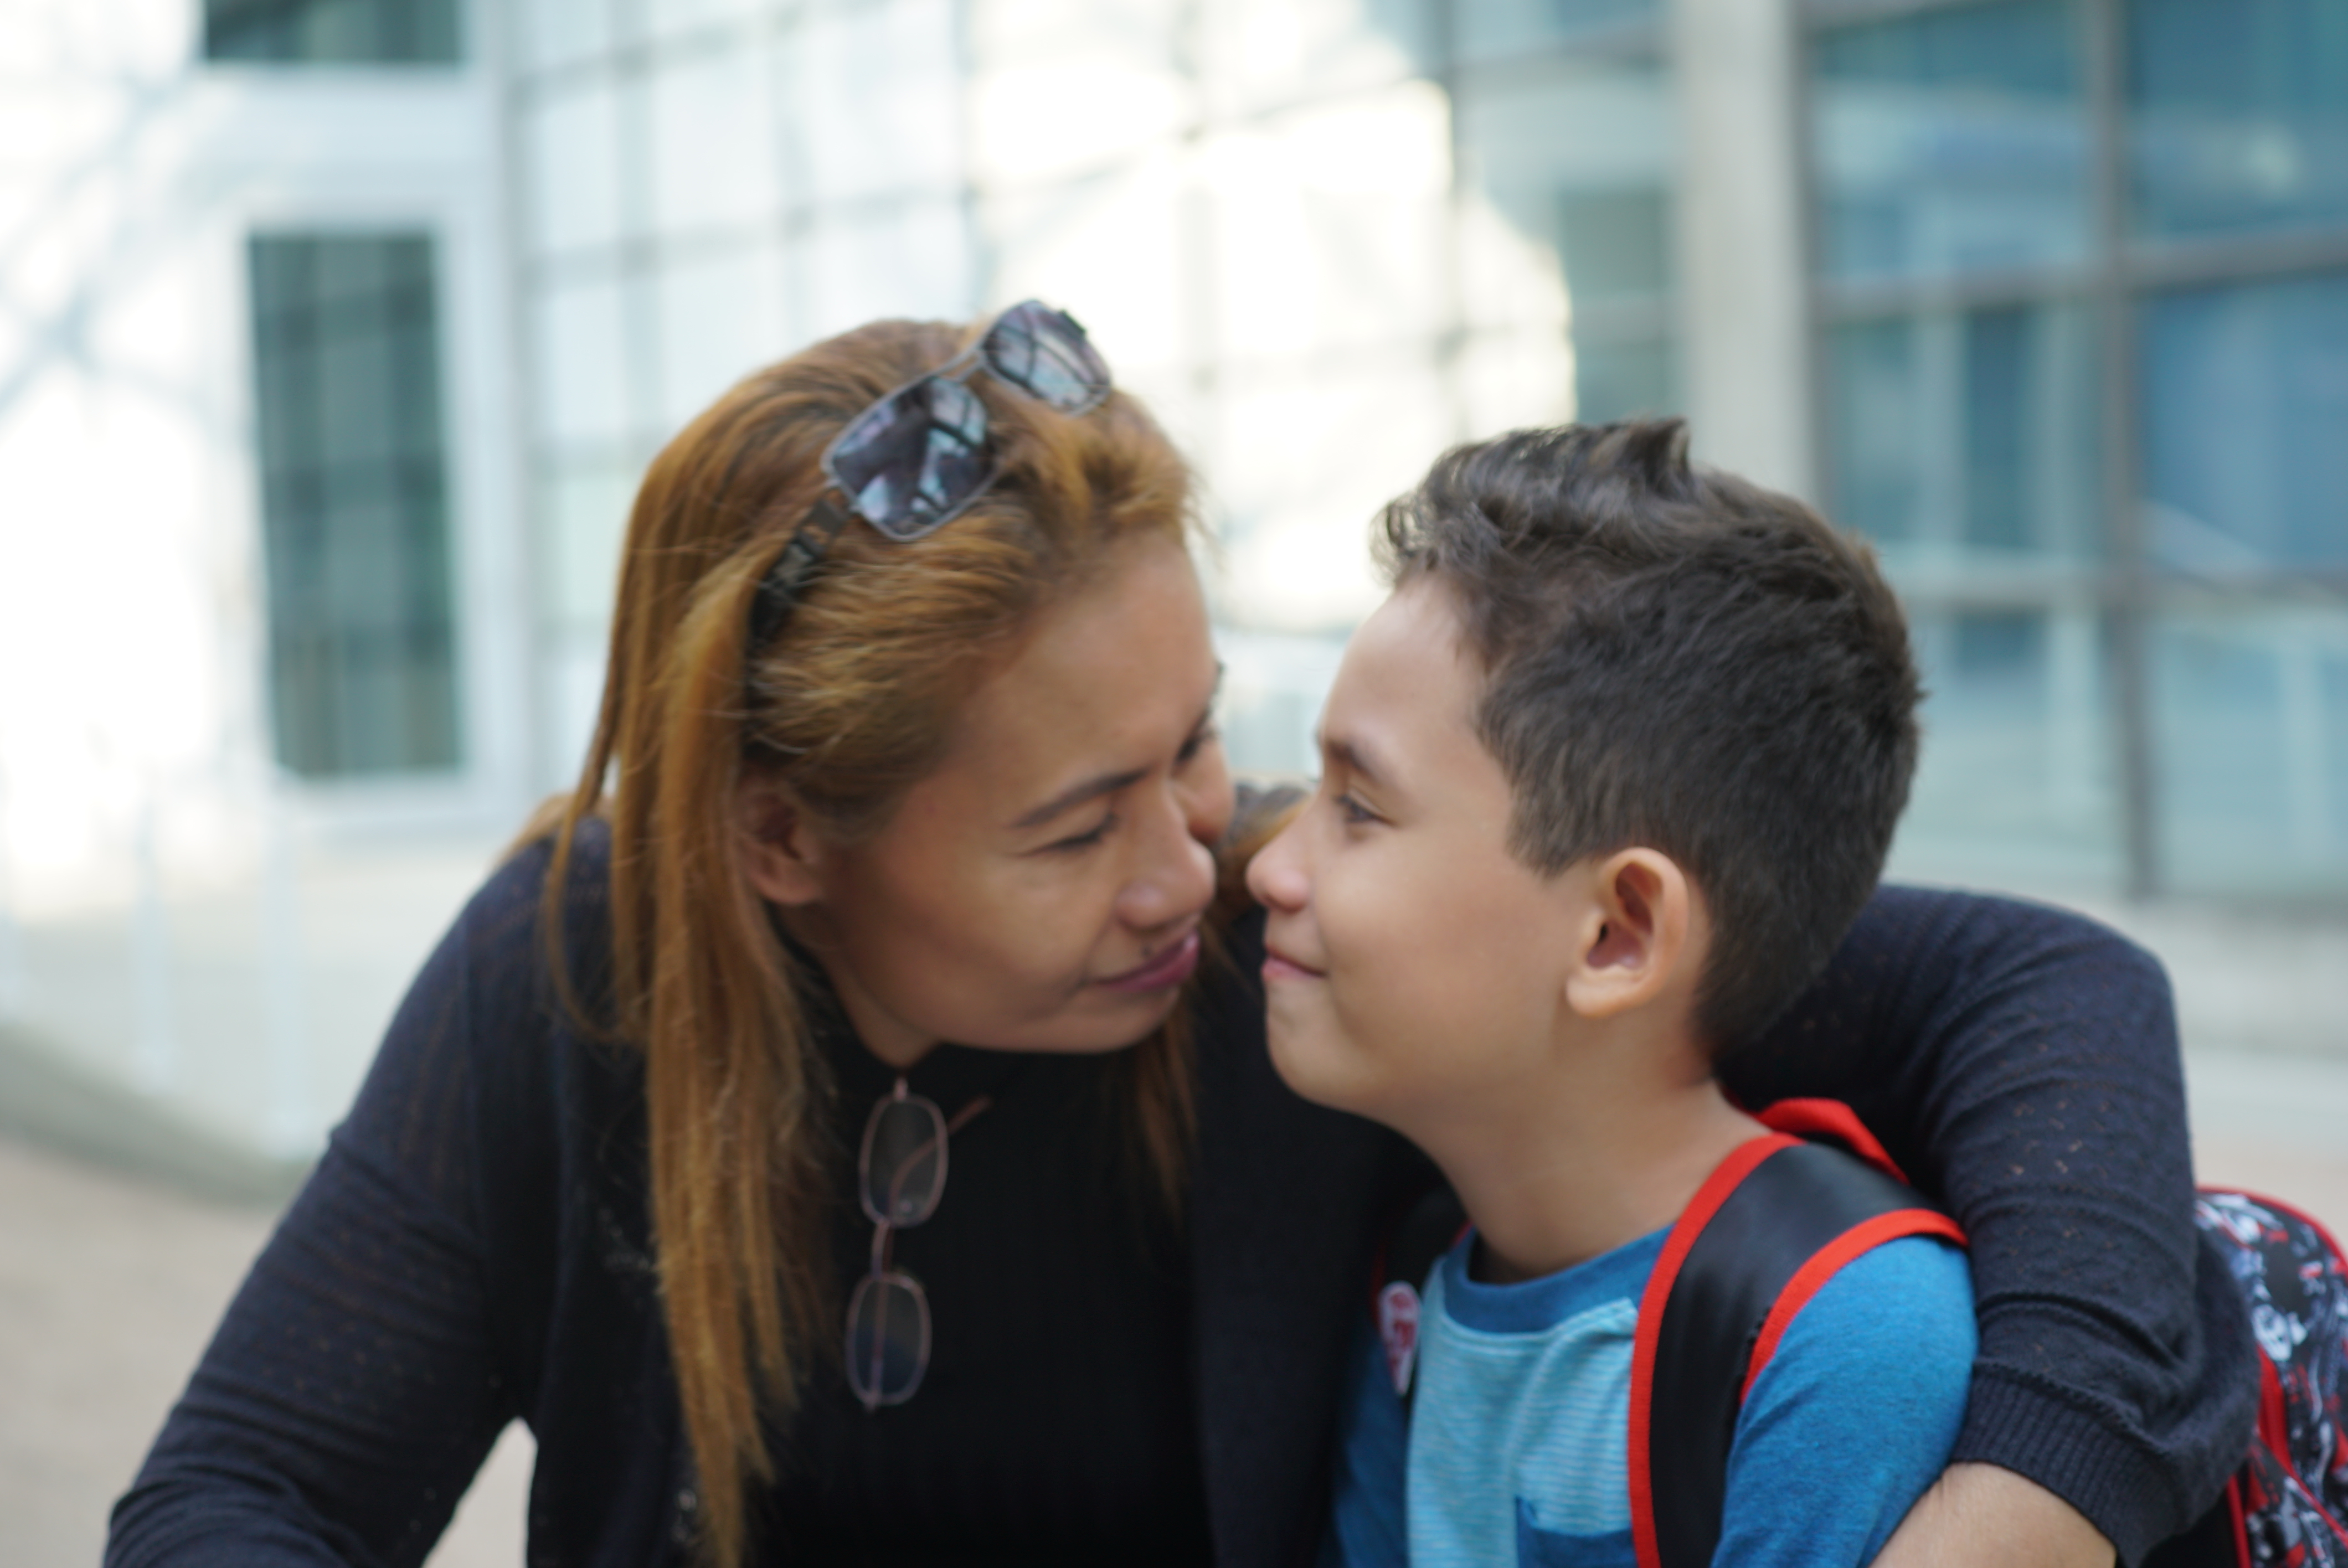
[1376,419,1920,1051]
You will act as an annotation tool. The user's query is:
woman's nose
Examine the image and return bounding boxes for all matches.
[1119,783,1217,930]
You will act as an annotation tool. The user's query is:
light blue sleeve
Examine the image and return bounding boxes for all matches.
[1321,1306,1411,1568]
[1713,1236,1975,1568]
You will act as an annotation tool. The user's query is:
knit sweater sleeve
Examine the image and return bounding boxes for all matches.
[1717,884,2258,1565]
[103,850,544,1566]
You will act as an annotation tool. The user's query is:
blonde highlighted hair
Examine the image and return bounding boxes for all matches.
[537,317,1200,1568]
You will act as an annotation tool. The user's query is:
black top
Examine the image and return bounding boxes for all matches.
[763,1022,1209,1565]
[105,823,2257,1568]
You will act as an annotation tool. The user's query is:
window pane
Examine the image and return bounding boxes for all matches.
[2139,269,2348,573]
[1573,337,1675,422]
[2129,0,2348,240]
[1458,63,1678,415]
[206,0,460,64]
[1824,302,2100,577]
[1810,0,2087,282]
[1455,0,1659,67]
[2154,607,2348,895]
[249,234,461,778]
[1889,605,2124,889]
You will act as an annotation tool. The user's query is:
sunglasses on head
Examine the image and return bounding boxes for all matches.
[748,301,1113,648]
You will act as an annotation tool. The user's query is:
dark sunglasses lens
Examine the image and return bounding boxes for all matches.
[981,303,1110,414]
[828,376,990,540]
[861,1094,949,1227]
[846,1271,930,1409]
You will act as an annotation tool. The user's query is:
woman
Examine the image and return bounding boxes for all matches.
[109,307,2248,1567]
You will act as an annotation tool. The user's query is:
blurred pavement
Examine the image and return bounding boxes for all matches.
[0,1132,533,1567]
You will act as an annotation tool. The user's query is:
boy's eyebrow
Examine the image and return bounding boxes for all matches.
[1322,733,1392,792]
[1010,686,1222,831]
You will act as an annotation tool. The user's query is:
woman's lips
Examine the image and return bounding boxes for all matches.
[1098,929,1202,993]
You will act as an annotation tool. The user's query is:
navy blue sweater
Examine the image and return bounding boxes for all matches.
[107,831,2255,1567]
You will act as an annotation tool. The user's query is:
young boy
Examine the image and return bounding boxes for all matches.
[1247,420,1974,1567]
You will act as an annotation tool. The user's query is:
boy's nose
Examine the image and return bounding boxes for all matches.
[1245,817,1308,912]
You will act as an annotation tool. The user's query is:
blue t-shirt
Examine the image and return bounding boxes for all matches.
[1324,1220,1975,1568]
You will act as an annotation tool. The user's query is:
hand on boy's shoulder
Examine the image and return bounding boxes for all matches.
[1870,1464,2115,1568]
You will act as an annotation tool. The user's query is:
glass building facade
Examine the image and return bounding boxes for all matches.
[1808,0,2348,897]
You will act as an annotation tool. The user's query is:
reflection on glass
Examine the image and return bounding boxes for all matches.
[1810,0,2086,282]
[249,234,461,778]
[1460,65,1677,417]
[2139,270,2348,573]
[205,0,460,63]
[2129,0,2348,240]
[1825,303,2099,571]
[2154,610,2348,893]
[1456,0,1659,66]
[1891,606,2120,889]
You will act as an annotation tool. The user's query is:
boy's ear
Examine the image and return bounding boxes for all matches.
[1562,848,1698,1020]
[737,770,831,907]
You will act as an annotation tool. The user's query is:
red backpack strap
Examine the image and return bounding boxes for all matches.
[1628,1113,1966,1568]
[1753,1097,1911,1184]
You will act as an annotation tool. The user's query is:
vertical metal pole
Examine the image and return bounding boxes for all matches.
[261,764,312,1154]
[2086,0,2158,898]
[1435,0,1469,443]
[0,762,24,1019]
[131,774,178,1091]
[497,0,557,798]
[953,0,990,314]
[1174,0,1221,481]
[612,0,661,468]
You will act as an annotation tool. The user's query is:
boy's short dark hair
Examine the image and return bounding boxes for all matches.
[1376,419,1919,1052]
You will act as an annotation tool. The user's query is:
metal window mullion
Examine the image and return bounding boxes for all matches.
[1817,267,2099,323]
[2086,0,2156,899]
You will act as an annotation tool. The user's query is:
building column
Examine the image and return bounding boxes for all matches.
[1671,0,1814,502]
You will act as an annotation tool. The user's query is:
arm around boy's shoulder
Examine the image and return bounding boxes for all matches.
[1726,882,2256,1564]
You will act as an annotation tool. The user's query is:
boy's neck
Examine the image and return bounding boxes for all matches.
[1402,1024,1767,1285]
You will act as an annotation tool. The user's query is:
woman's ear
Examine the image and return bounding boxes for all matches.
[737,771,830,907]
[1562,848,1697,1020]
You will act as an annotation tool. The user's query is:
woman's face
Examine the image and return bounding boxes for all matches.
[763,537,1232,1068]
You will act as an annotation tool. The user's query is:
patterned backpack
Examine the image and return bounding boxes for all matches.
[2149,1190,2348,1567]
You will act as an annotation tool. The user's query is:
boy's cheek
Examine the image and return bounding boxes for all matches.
[1264,987,1425,1125]
[1261,987,1362,1110]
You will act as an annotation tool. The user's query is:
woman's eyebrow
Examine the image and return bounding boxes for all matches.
[1008,685,1219,832]
[1010,767,1149,831]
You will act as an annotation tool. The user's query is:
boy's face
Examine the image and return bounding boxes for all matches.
[1247,578,1593,1126]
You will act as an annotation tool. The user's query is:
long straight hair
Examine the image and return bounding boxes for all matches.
[539,318,1201,1568]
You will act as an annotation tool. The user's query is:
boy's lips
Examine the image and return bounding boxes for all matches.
[1096,929,1202,992]
[1261,942,1325,982]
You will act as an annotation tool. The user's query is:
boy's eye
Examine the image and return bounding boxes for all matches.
[1176,724,1220,766]
[1335,792,1379,827]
